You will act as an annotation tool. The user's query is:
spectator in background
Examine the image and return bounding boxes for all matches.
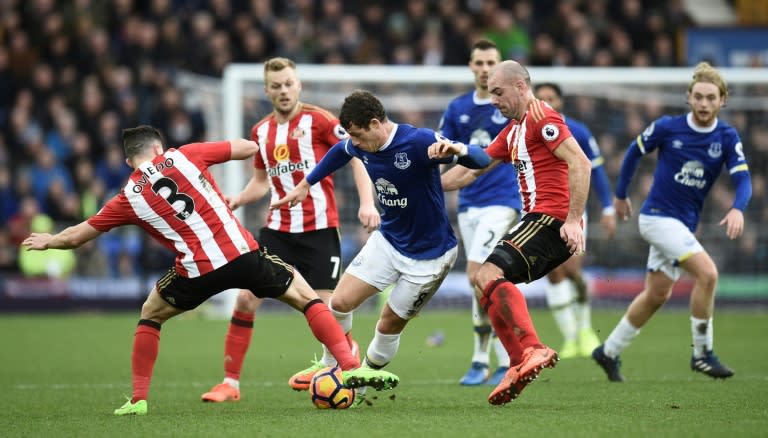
[150,86,206,147]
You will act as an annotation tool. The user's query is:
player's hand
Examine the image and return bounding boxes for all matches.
[270,184,309,210]
[428,140,462,159]
[719,208,744,239]
[22,233,53,251]
[600,212,617,238]
[226,194,243,211]
[613,197,632,221]
[560,221,585,255]
[358,204,380,233]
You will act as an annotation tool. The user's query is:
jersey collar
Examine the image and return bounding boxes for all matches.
[686,112,718,133]
[378,123,399,152]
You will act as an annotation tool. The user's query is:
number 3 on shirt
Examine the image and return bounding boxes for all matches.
[152,177,195,221]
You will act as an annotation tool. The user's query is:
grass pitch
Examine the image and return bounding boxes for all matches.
[1,307,766,437]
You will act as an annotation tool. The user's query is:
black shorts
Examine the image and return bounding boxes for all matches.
[485,213,572,284]
[258,227,341,290]
[156,247,294,310]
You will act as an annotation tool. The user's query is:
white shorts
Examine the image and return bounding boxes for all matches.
[638,214,704,281]
[345,230,458,320]
[458,206,519,263]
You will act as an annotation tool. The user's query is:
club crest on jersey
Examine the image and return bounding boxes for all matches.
[394,152,411,170]
[541,123,559,141]
[672,139,684,149]
[492,109,507,124]
[708,142,722,159]
[273,144,290,161]
[290,127,305,139]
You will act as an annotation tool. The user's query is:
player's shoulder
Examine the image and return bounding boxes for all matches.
[302,103,338,123]
[528,98,561,123]
[447,90,475,108]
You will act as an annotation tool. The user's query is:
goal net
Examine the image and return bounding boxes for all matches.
[176,65,768,306]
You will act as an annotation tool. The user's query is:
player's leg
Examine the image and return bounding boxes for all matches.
[348,245,456,398]
[457,210,491,384]
[594,215,689,381]
[545,263,579,359]
[115,277,186,416]
[292,231,400,390]
[201,290,262,402]
[681,250,733,378]
[551,253,601,357]
[477,214,567,404]
[457,206,516,385]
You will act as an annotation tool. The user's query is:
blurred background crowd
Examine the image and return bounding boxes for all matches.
[0,0,766,281]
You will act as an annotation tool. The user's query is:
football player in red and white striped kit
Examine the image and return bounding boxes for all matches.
[22,125,397,416]
[437,60,592,405]
[202,58,380,402]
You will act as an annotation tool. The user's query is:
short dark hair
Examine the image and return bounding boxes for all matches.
[338,90,386,130]
[122,125,164,160]
[533,82,562,98]
[472,39,498,52]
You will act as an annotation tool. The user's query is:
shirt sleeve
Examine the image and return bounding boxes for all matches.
[532,110,572,153]
[179,141,231,169]
[486,123,515,163]
[87,194,134,232]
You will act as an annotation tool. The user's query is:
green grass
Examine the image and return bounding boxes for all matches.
[1,307,766,437]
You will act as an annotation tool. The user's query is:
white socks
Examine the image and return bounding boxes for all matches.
[366,329,400,368]
[691,316,713,358]
[604,315,640,358]
[545,279,578,342]
[223,377,239,389]
[471,297,492,364]
[492,337,510,367]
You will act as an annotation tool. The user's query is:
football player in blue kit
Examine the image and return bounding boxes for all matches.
[592,62,752,382]
[272,90,491,401]
[534,82,616,359]
[439,39,522,386]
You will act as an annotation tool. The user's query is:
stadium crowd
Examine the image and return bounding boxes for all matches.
[0,0,765,279]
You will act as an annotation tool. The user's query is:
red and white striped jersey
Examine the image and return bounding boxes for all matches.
[251,103,347,233]
[87,141,259,278]
[487,99,573,222]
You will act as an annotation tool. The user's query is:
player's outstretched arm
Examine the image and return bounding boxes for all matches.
[440,159,500,191]
[270,179,311,210]
[22,221,103,251]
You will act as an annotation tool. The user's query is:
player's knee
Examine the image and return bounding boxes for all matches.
[329,294,355,314]
[236,289,262,313]
[695,266,718,292]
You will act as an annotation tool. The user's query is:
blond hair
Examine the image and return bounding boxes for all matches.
[689,61,728,99]
[263,57,296,81]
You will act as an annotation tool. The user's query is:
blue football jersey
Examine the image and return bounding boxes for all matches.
[342,123,458,260]
[634,113,749,231]
[439,91,522,212]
